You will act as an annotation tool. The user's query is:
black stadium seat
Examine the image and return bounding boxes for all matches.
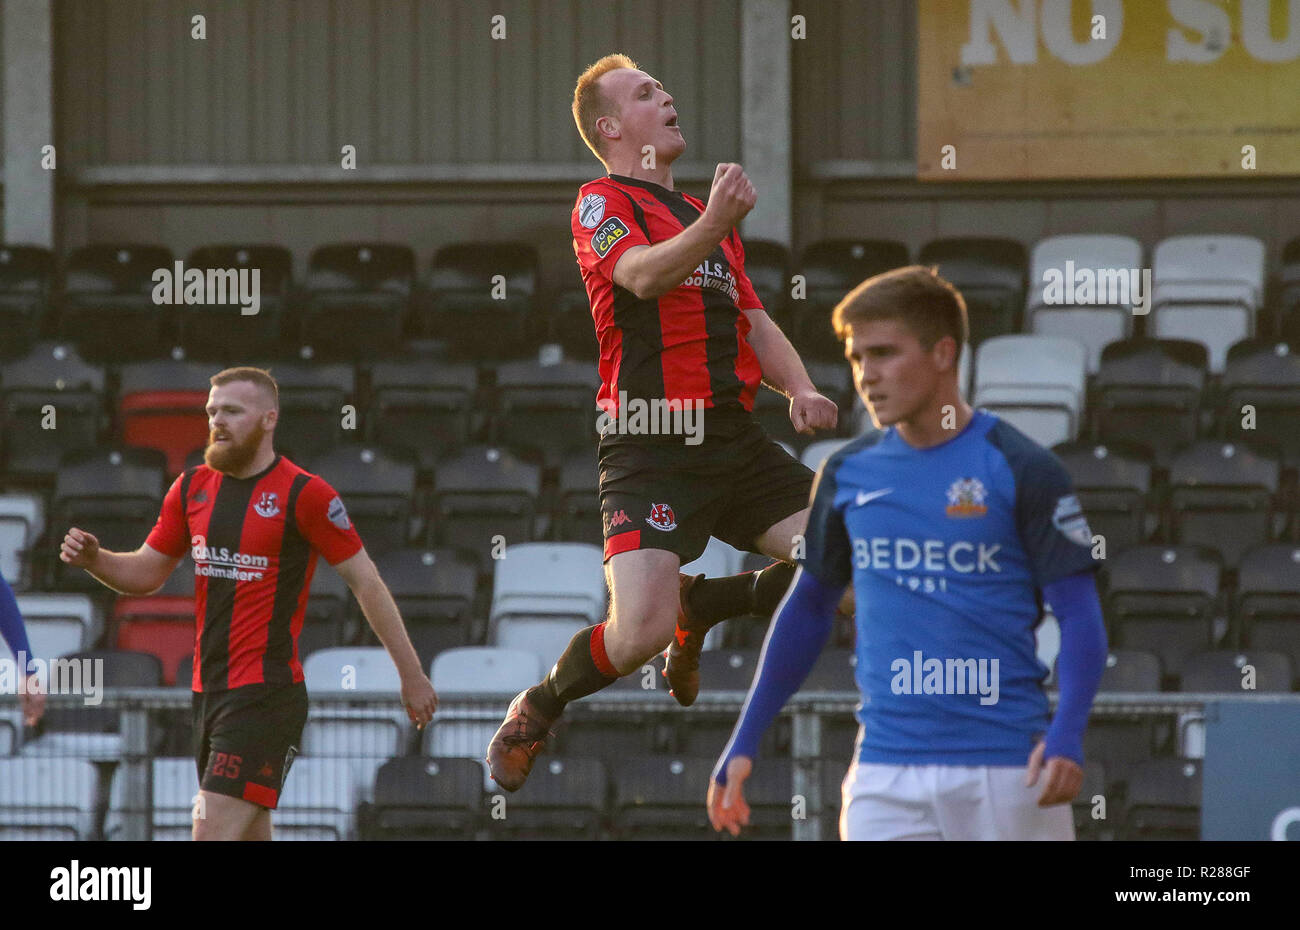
[491,359,599,467]
[549,285,598,362]
[918,237,1027,350]
[1235,544,1300,676]
[299,563,350,661]
[792,239,909,361]
[1179,649,1293,694]
[296,243,413,359]
[1122,758,1201,841]
[359,756,485,840]
[368,548,479,667]
[254,360,355,463]
[612,756,717,840]
[61,243,174,361]
[740,239,792,327]
[1052,440,1154,556]
[1219,339,1300,462]
[429,445,541,570]
[307,445,417,557]
[0,245,54,360]
[1103,545,1222,686]
[181,244,292,360]
[365,357,478,471]
[1166,441,1279,569]
[485,756,607,840]
[0,341,105,479]
[553,450,601,546]
[419,242,539,359]
[1091,339,1206,461]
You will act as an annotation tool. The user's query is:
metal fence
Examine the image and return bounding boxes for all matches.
[1,690,1293,840]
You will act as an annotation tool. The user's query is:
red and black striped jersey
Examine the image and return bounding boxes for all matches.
[571,173,764,422]
[145,454,363,693]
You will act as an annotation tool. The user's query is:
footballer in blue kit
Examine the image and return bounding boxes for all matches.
[709,265,1109,840]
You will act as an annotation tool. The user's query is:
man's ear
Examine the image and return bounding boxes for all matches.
[932,335,958,372]
[595,113,620,143]
[264,408,278,430]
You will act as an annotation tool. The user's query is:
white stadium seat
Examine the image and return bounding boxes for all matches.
[801,439,852,471]
[14,593,98,660]
[426,647,542,763]
[681,537,744,579]
[302,647,402,695]
[105,757,198,841]
[0,757,98,840]
[0,492,44,588]
[493,616,587,670]
[973,335,1086,447]
[274,757,357,840]
[489,542,605,624]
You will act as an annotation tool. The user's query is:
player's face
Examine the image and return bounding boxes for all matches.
[844,319,948,429]
[204,381,274,473]
[599,68,684,162]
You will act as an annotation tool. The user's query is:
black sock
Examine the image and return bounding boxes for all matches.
[530,622,619,718]
[751,560,796,616]
[682,572,757,630]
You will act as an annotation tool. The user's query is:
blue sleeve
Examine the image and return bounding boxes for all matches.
[0,574,34,674]
[1042,571,1108,766]
[713,567,843,785]
[796,458,853,588]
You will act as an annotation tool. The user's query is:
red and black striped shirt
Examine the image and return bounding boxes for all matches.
[571,173,764,423]
[145,454,363,692]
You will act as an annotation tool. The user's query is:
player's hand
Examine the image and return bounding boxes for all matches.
[707,756,753,836]
[401,674,438,730]
[703,163,757,233]
[20,677,46,726]
[59,528,100,568]
[1025,740,1083,806]
[789,390,838,435]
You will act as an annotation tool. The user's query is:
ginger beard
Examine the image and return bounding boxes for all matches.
[204,420,267,474]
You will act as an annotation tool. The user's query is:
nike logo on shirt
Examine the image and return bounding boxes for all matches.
[854,488,894,507]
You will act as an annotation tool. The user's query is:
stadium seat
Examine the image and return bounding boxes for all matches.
[429,446,541,570]
[1165,441,1279,569]
[553,450,601,546]
[0,492,44,589]
[752,360,853,449]
[425,647,542,761]
[1179,650,1292,694]
[800,438,852,471]
[491,359,599,466]
[358,756,485,840]
[1083,650,1165,797]
[918,237,1027,350]
[483,756,607,840]
[0,758,98,840]
[61,243,174,361]
[419,242,540,358]
[1103,545,1222,685]
[1091,339,1207,460]
[13,593,97,663]
[117,359,214,477]
[1026,235,1142,373]
[1072,760,1110,840]
[799,649,857,693]
[1219,340,1300,462]
[1278,236,1300,343]
[492,617,587,672]
[1234,544,1300,676]
[742,239,793,327]
[821,758,850,839]
[180,244,292,360]
[548,286,598,361]
[254,360,354,463]
[0,341,105,477]
[303,647,401,695]
[368,547,478,669]
[696,649,761,693]
[307,445,417,557]
[1096,649,1163,693]
[1151,235,1264,373]
[104,757,198,841]
[299,562,349,662]
[682,536,745,580]
[0,245,54,360]
[792,239,909,360]
[1052,440,1153,556]
[1122,758,1201,840]
[112,595,194,686]
[52,448,167,591]
[296,243,413,359]
[489,542,605,624]
[274,757,358,840]
[973,335,1086,447]
[552,657,677,762]
[612,756,718,840]
[365,356,478,471]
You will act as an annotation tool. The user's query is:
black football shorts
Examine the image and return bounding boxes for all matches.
[598,415,814,564]
[192,681,308,810]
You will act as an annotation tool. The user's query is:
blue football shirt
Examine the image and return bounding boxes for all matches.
[799,409,1098,766]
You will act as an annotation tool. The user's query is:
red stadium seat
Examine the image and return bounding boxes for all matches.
[119,390,209,478]
[113,596,195,686]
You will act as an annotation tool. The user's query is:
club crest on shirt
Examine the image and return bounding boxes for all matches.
[1052,494,1094,546]
[646,503,677,532]
[578,193,606,229]
[944,477,988,518]
[254,491,280,518]
[327,496,352,530]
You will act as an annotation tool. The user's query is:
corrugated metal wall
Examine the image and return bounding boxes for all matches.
[57,0,744,167]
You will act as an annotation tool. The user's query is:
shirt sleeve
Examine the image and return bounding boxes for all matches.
[295,476,364,566]
[1014,447,1100,588]
[144,474,190,558]
[572,184,651,279]
[730,232,764,312]
[796,458,853,588]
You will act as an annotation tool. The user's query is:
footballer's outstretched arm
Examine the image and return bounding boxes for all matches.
[708,567,843,834]
[611,163,755,299]
[743,308,838,434]
[59,528,181,596]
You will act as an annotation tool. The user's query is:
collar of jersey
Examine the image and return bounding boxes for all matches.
[606,173,680,197]
[217,453,282,482]
[886,408,987,453]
